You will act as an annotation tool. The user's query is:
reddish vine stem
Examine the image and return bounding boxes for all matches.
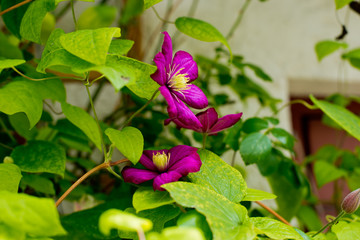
[0,0,32,16]
[55,159,129,207]
[255,201,291,226]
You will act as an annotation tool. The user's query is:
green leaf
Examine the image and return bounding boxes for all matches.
[1,0,30,38]
[143,0,163,9]
[189,149,247,202]
[120,0,144,25]
[55,0,94,4]
[0,163,22,193]
[315,40,347,61]
[242,188,276,201]
[175,17,232,58]
[0,32,23,59]
[0,223,25,240]
[163,182,255,240]
[224,121,242,150]
[78,5,117,30]
[314,161,347,187]
[20,174,55,195]
[335,0,352,9]
[269,128,295,150]
[20,0,56,43]
[296,205,322,231]
[0,191,66,237]
[9,112,37,140]
[250,217,302,240]
[98,209,153,236]
[120,206,181,239]
[133,187,174,212]
[61,102,102,150]
[240,132,272,165]
[0,59,25,73]
[60,27,121,65]
[342,48,360,70]
[11,140,66,177]
[108,39,134,56]
[310,95,360,142]
[242,117,269,134]
[147,226,205,240]
[332,221,360,239]
[105,127,144,164]
[244,63,272,82]
[0,78,65,128]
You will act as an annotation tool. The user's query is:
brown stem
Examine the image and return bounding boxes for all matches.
[55,159,129,207]
[0,0,32,16]
[255,201,291,226]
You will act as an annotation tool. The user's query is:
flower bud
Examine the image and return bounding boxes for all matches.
[341,188,360,214]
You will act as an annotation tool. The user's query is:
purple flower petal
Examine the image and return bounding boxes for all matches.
[151,52,167,86]
[173,84,208,110]
[171,51,198,81]
[173,99,202,129]
[122,167,159,184]
[168,154,202,176]
[210,112,243,134]
[139,153,158,171]
[168,145,198,166]
[196,108,219,133]
[153,171,182,191]
[159,85,178,119]
[161,32,173,73]
[164,117,200,132]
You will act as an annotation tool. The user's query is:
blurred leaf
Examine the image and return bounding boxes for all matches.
[133,187,174,212]
[0,223,25,240]
[347,168,360,190]
[99,209,153,236]
[269,128,295,150]
[175,17,232,58]
[305,145,342,164]
[296,205,322,232]
[0,59,25,73]
[143,0,163,9]
[108,39,134,56]
[0,32,23,59]
[0,163,22,193]
[120,0,144,25]
[310,95,360,142]
[196,55,230,74]
[177,210,212,240]
[257,148,282,176]
[242,188,276,201]
[340,151,360,172]
[224,121,242,150]
[335,0,353,9]
[0,78,65,128]
[78,5,117,30]
[40,13,56,44]
[61,102,102,150]
[105,127,144,164]
[20,0,56,43]
[20,174,55,195]
[342,48,360,70]
[332,221,360,239]
[164,182,255,239]
[189,149,247,202]
[147,226,205,240]
[315,40,347,61]
[1,0,30,38]
[244,63,272,82]
[242,117,269,134]
[0,191,66,237]
[240,132,272,165]
[250,217,302,240]
[60,27,121,65]
[11,140,66,177]
[9,112,37,140]
[314,161,347,187]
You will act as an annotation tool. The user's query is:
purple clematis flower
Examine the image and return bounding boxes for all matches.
[165,107,243,135]
[151,32,208,128]
[122,145,201,191]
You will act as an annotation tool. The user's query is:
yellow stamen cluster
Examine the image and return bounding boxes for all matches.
[152,152,170,171]
[168,68,190,93]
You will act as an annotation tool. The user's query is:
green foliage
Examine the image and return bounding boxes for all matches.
[242,117,269,134]
[242,188,276,201]
[315,40,347,61]
[11,140,66,177]
[0,163,22,193]
[133,187,174,212]
[105,127,144,164]
[143,0,163,9]
[334,0,353,9]
[331,221,360,239]
[314,161,347,187]
[20,173,55,195]
[175,17,232,58]
[147,226,205,240]
[0,59,25,73]
[77,5,117,30]
[0,191,66,238]
[1,0,30,38]
[240,132,272,165]
[177,210,212,240]
[189,149,247,202]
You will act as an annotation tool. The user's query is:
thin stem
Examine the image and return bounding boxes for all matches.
[231,150,237,166]
[0,118,16,142]
[273,99,318,117]
[86,80,105,112]
[44,101,63,115]
[55,159,129,207]
[0,142,13,150]
[71,0,78,30]
[0,0,32,16]
[122,89,159,128]
[12,67,84,81]
[55,1,72,20]
[255,201,291,226]
[85,84,107,162]
[226,0,252,40]
[202,133,207,149]
[151,6,175,24]
[312,211,346,237]
[137,229,146,240]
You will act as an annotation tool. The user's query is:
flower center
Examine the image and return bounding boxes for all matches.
[152,152,170,171]
[168,67,190,93]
